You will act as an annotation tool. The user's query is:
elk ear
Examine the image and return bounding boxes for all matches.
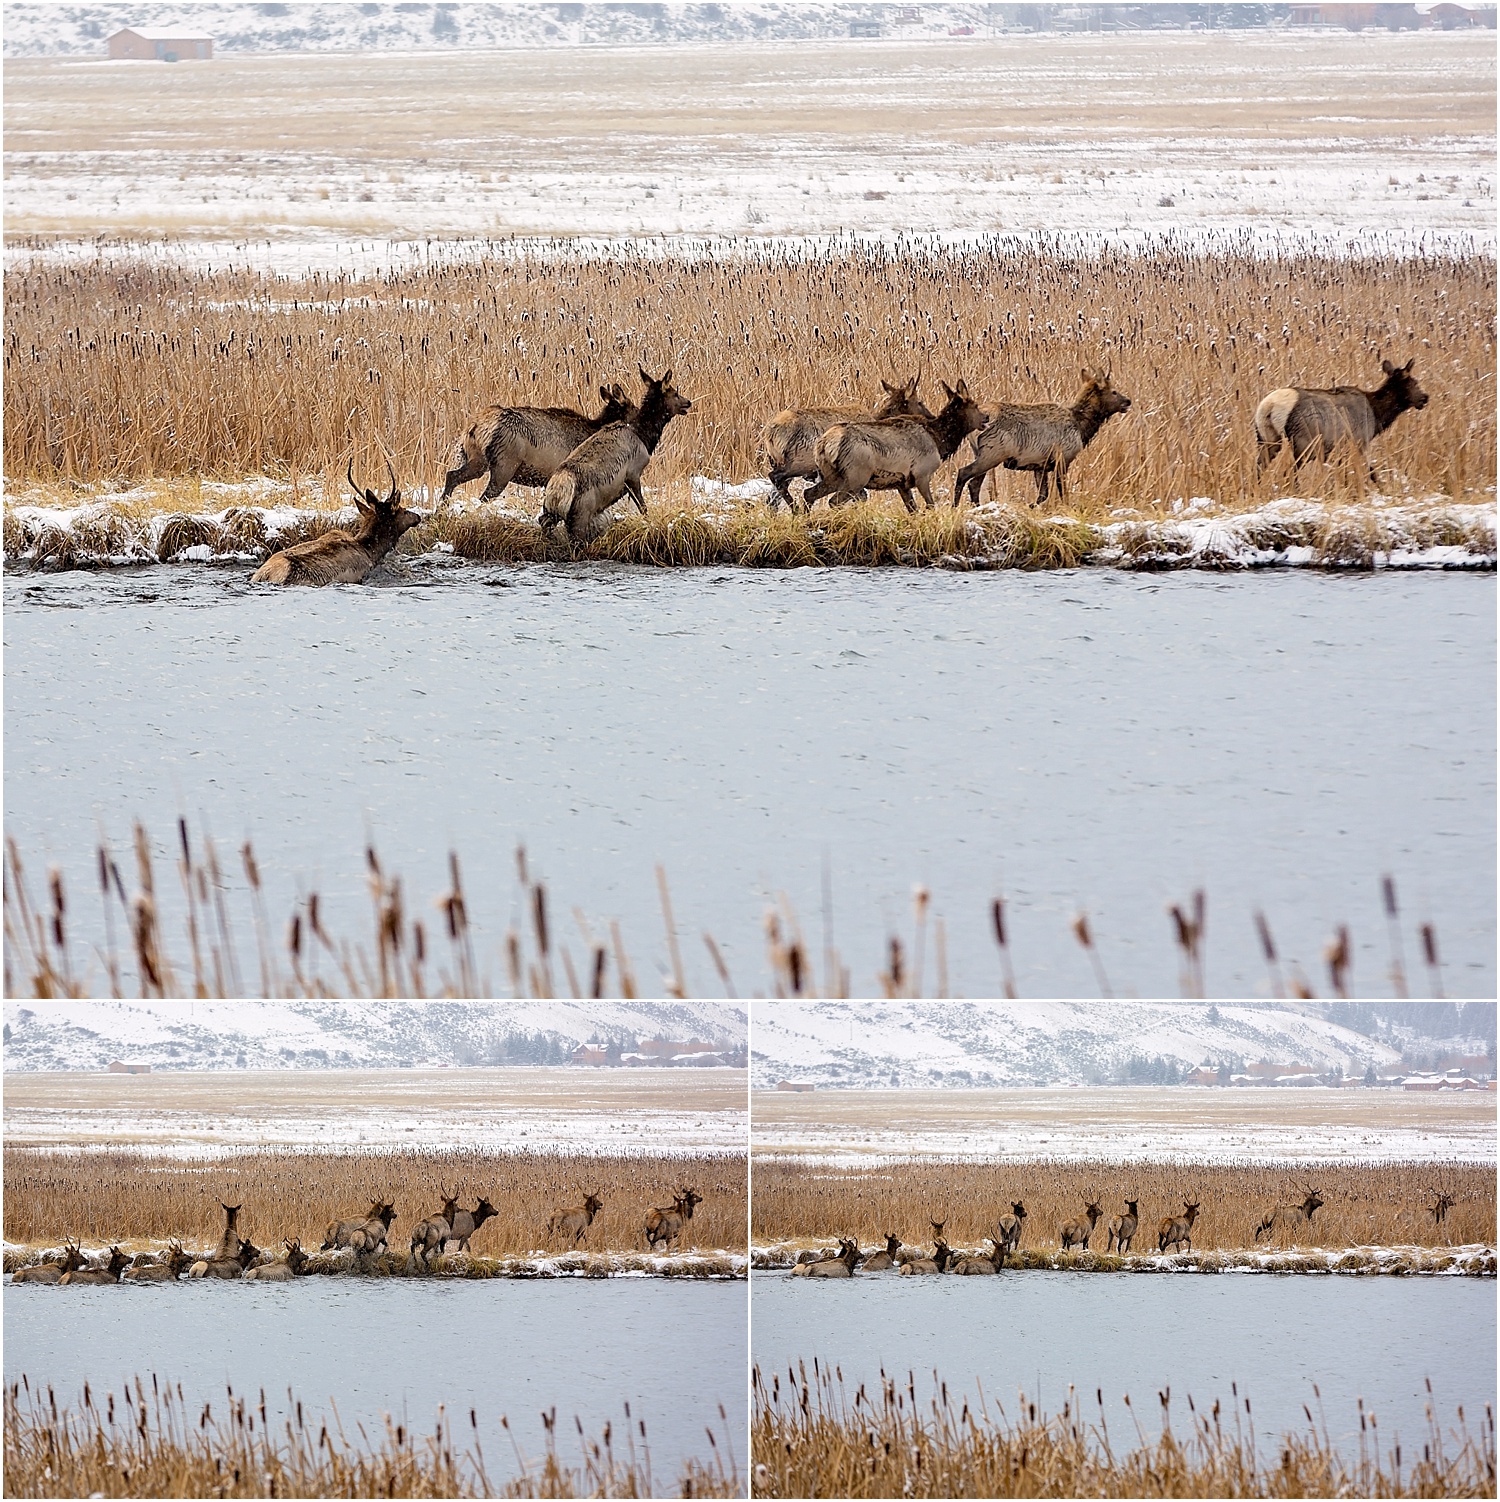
[955,378,969,398]
[1403,358,1415,372]
[600,385,611,402]
[638,365,654,388]
[660,367,673,387]
[1382,358,1395,374]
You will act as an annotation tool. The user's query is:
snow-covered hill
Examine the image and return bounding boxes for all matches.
[8,4,1030,57]
[2,1001,746,1071]
[750,1002,1412,1089]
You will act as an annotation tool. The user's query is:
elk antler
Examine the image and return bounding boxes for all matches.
[384,454,399,504]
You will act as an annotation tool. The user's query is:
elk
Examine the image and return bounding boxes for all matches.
[410,1188,460,1269]
[12,1241,87,1285]
[244,1239,311,1282]
[447,1196,499,1254]
[539,368,692,542]
[996,1202,1028,1255]
[251,461,422,585]
[899,1238,953,1275]
[122,1241,194,1284]
[1254,358,1429,484]
[951,1238,1007,1275]
[1060,1198,1104,1252]
[762,376,925,510]
[323,1199,395,1255]
[793,1238,862,1278]
[644,1187,702,1253]
[441,383,634,502]
[1253,1187,1324,1244]
[59,1246,132,1285]
[212,1202,243,1263]
[954,369,1132,507]
[548,1192,604,1246]
[1429,1189,1458,1226]
[1107,1199,1140,1255]
[807,378,986,512]
[191,1236,264,1280]
[1157,1200,1202,1254]
[860,1233,904,1272]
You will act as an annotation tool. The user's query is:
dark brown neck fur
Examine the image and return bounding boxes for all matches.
[925,398,983,461]
[630,390,678,454]
[1071,386,1118,446]
[1366,373,1416,435]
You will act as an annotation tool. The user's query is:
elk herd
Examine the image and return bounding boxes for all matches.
[251,356,1430,585]
[785,1181,1419,1278]
[9,1183,708,1287]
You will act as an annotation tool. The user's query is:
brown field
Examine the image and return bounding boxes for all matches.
[2,1146,747,1258]
[4,239,1492,521]
[751,1363,1496,1499]
[4,1377,738,1499]
[750,1158,1495,1253]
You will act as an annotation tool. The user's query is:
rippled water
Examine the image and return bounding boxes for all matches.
[3,1276,745,1484]
[4,562,1493,995]
[752,1270,1495,1449]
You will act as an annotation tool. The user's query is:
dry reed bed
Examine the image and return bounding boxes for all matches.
[750,1159,1496,1254]
[751,1363,1496,1498]
[5,236,1493,512]
[5,1376,738,1498]
[5,488,1492,571]
[1,1147,747,1260]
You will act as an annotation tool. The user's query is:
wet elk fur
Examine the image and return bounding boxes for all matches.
[1254,1187,1324,1244]
[548,1192,604,1246]
[191,1236,264,1280]
[644,1187,702,1252]
[243,1239,311,1281]
[251,462,422,585]
[955,369,1132,506]
[540,368,692,542]
[808,379,986,512]
[121,1241,194,1283]
[951,1238,1007,1275]
[762,376,924,510]
[1060,1198,1104,1252]
[1157,1200,1202,1254]
[996,1201,1028,1256]
[1107,1199,1140,1255]
[442,383,634,501]
[899,1238,953,1275]
[1254,358,1429,483]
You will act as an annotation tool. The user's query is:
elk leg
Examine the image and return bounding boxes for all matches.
[897,484,918,514]
[1034,465,1051,506]
[915,473,936,510]
[954,459,983,506]
[480,457,520,503]
[626,476,648,516]
[441,452,487,501]
[800,476,830,511]
[768,471,794,510]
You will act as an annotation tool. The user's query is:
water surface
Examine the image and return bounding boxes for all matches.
[4,564,1493,995]
[4,1277,745,1484]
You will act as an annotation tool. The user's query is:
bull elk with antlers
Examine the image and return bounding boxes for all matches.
[644,1187,702,1253]
[793,1238,862,1278]
[1254,1187,1324,1244]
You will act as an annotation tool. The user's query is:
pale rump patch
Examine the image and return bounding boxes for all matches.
[1255,388,1300,444]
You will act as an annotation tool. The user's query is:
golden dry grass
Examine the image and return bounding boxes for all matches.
[749,1159,1495,1254]
[4,239,1493,518]
[2,1147,747,1260]
[751,1363,1496,1498]
[4,1376,739,1498]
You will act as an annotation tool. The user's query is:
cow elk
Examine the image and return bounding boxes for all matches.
[539,368,692,542]
[1429,1189,1458,1227]
[212,1202,244,1263]
[244,1239,311,1282]
[442,383,634,502]
[1253,1187,1324,1244]
[644,1187,703,1253]
[549,1192,604,1246]
[122,1241,194,1284]
[807,379,986,512]
[191,1236,263,1280]
[861,1233,903,1271]
[951,1238,1006,1275]
[793,1238,862,1278]
[60,1246,132,1286]
[1107,1199,1140,1255]
[1060,1198,1104,1252]
[1157,1200,1202,1254]
[762,376,924,510]
[996,1202,1028,1255]
[251,461,422,586]
[1255,358,1429,485]
[446,1196,499,1254]
[12,1241,87,1285]
[954,369,1132,507]
[323,1199,395,1255]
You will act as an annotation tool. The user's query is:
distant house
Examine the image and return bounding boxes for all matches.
[849,18,882,36]
[637,1038,719,1060]
[570,1043,609,1067]
[107,1060,151,1074]
[777,1080,815,1092]
[108,28,214,61]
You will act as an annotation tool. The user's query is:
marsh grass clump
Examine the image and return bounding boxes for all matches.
[751,1364,1497,1499]
[3,1376,740,1499]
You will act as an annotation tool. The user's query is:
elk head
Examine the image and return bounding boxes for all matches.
[348,459,423,544]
